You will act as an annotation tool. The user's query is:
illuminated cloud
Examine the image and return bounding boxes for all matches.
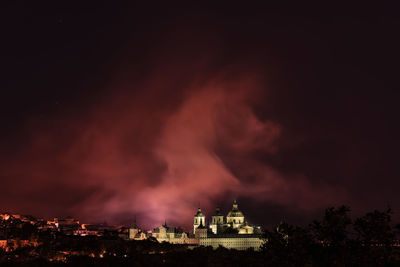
[0,68,346,229]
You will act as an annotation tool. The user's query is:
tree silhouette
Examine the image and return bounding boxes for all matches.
[352,207,398,266]
[262,221,314,266]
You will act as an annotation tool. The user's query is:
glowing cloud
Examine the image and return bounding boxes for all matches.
[0,69,346,229]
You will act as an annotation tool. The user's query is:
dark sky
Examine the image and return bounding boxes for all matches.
[1,2,400,230]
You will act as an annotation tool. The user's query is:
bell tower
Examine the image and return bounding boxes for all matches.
[193,203,205,233]
[210,206,224,234]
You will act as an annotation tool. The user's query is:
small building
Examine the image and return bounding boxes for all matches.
[128,218,146,240]
[53,217,80,235]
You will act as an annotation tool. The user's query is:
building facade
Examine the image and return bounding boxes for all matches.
[199,234,264,250]
[126,200,264,250]
[128,218,147,240]
[194,200,264,251]
[151,221,198,245]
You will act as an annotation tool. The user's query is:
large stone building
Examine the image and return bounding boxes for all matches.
[128,200,264,250]
[151,221,198,245]
[194,200,264,251]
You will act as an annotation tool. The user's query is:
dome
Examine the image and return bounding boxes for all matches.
[226,200,244,218]
[227,210,244,217]
[194,206,204,217]
[212,207,223,216]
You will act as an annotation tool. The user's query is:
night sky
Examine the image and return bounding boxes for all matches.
[1,3,400,230]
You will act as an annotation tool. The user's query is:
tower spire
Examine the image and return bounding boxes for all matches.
[194,201,205,234]
[133,216,137,228]
[233,199,238,209]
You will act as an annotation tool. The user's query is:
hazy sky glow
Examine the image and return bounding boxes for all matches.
[1,68,346,229]
[1,3,400,230]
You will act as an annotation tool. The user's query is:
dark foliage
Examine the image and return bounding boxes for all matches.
[261,206,400,266]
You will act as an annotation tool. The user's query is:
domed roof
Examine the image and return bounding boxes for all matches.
[194,205,204,217]
[212,207,223,216]
[227,200,244,217]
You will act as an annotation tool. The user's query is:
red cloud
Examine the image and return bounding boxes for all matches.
[0,69,346,230]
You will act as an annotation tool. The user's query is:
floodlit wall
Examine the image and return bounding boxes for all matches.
[199,237,264,251]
